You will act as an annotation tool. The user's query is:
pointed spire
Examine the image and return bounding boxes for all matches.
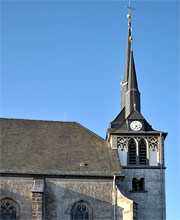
[124,22,131,83]
[128,43,138,90]
[120,16,132,111]
[125,37,141,118]
[120,9,141,118]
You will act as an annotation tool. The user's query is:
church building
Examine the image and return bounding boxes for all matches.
[0,11,167,220]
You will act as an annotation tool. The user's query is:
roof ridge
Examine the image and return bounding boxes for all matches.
[111,107,125,123]
[126,109,145,120]
[0,117,77,123]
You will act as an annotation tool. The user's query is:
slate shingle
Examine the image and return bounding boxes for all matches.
[0,118,122,176]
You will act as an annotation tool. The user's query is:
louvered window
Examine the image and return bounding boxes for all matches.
[128,139,136,164]
[139,139,147,164]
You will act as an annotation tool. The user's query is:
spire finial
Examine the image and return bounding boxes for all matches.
[127,0,132,22]
[126,1,136,25]
[126,0,136,41]
[126,1,135,42]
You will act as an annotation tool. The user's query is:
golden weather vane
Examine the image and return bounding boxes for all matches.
[126,0,136,13]
[125,0,136,41]
[125,0,136,21]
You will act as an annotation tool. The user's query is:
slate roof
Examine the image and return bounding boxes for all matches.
[108,109,167,137]
[0,118,123,177]
[121,21,140,115]
[124,24,131,82]
[109,108,125,129]
[128,48,138,90]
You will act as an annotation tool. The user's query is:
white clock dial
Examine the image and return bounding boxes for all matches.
[130,121,142,131]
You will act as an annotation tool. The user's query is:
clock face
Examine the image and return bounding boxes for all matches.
[130,121,142,131]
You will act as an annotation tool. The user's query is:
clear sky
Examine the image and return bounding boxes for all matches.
[1,0,179,219]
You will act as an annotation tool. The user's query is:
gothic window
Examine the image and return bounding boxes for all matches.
[71,201,92,220]
[128,139,136,164]
[0,199,19,220]
[139,139,147,164]
[132,178,145,192]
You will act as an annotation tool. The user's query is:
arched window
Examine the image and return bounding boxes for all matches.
[128,139,136,164]
[132,178,145,191]
[132,178,138,191]
[138,178,144,191]
[139,139,147,164]
[71,201,92,220]
[0,198,19,220]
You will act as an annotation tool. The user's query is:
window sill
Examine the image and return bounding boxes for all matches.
[130,190,147,193]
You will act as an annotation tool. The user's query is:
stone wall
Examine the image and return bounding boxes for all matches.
[121,169,166,220]
[0,177,34,220]
[116,186,134,220]
[32,193,43,220]
[45,178,114,220]
[0,177,137,220]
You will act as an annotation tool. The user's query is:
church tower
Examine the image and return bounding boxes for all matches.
[107,10,167,220]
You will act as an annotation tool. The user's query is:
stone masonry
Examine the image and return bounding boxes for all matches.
[32,193,43,220]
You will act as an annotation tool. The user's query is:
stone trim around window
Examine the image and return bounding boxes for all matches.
[0,198,20,220]
[71,200,92,220]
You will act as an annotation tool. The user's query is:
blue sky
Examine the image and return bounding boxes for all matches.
[1,0,179,219]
